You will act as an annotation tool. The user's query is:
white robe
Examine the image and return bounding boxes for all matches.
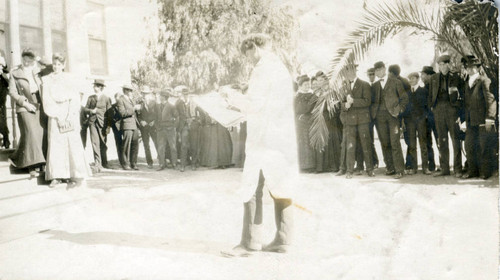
[239,51,299,200]
[42,73,92,180]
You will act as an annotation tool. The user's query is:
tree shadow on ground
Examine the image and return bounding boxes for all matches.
[39,229,229,257]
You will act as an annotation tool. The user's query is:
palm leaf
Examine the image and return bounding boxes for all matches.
[310,0,498,150]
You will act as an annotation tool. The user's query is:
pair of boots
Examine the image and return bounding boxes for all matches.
[222,197,293,257]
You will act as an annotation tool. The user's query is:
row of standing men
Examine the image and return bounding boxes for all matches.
[295,55,498,180]
[80,82,235,173]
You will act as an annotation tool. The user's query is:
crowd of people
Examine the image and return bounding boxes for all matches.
[0,48,242,188]
[0,47,497,189]
[294,55,498,180]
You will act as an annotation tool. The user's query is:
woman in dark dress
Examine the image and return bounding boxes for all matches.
[294,75,315,171]
[199,109,233,168]
[8,49,46,178]
[312,71,342,173]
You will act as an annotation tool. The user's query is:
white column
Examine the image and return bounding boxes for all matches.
[42,0,52,59]
[8,0,19,148]
[8,0,20,66]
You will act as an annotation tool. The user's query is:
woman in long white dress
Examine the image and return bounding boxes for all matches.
[41,53,92,188]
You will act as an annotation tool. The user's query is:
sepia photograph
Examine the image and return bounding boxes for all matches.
[0,0,498,279]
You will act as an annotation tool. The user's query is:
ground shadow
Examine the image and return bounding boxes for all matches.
[351,168,499,188]
[39,229,229,257]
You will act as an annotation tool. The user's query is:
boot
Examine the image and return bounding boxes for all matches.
[263,198,293,253]
[240,200,263,251]
[221,200,262,258]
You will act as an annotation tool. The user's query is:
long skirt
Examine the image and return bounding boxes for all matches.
[45,117,91,180]
[9,111,46,169]
[200,123,233,168]
[296,114,315,170]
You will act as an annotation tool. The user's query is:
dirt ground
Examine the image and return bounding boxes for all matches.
[0,144,498,280]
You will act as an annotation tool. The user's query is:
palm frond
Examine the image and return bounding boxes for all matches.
[310,0,498,150]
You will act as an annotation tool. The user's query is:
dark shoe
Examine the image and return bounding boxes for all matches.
[385,169,396,176]
[373,163,379,169]
[346,172,353,179]
[394,172,403,179]
[423,169,432,175]
[367,170,375,177]
[429,161,436,172]
[354,170,363,176]
[454,171,463,178]
[406,169,415,175]
[433,170,450,177]
[180,166,185,172]
[123,165,132,170]
[335,170,346,176]
[156,166,166,171]
[3,139,10,149]
[461,173,478,179]
[480,174,489,180]
[131,165,139,170]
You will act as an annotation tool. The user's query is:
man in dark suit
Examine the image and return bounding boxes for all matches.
[156,90,179,171]
[82,79,112,172]
[371,61,408,179]
[110,92,125,168]
[342,64,374,178]
[405,72,431,175]
[420,66,438,172]
[137,86,158,169]
[388,64,413,171]
[0,52,9,149]
[367,68,379,169]
[462,57,497,179]
[428,55,463,177]
[116,84,141,170]
[173,86,189,172]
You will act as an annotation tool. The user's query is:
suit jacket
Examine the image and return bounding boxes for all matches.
[464,75,496,126]
[8,66,42,113]
[83,94,112,127]
[428,72,462,109]
[371,76,409,119]
[175,99,187,130]
[157,102,179,128]
[137,98,157,126]
[116,95,138,130]
[404,86,429,121]
[109,103,122,131]
[341,78,371,125]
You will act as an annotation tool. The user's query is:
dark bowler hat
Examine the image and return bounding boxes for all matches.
[465,56,481,68]
[122,84,133,91]
[367,68,375,74]
[373,61,385,69]
[93,79,106,87]
[21,48,36,59]
[421,66,435,75]
[461,55,476,66]
[437,55,451,64]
